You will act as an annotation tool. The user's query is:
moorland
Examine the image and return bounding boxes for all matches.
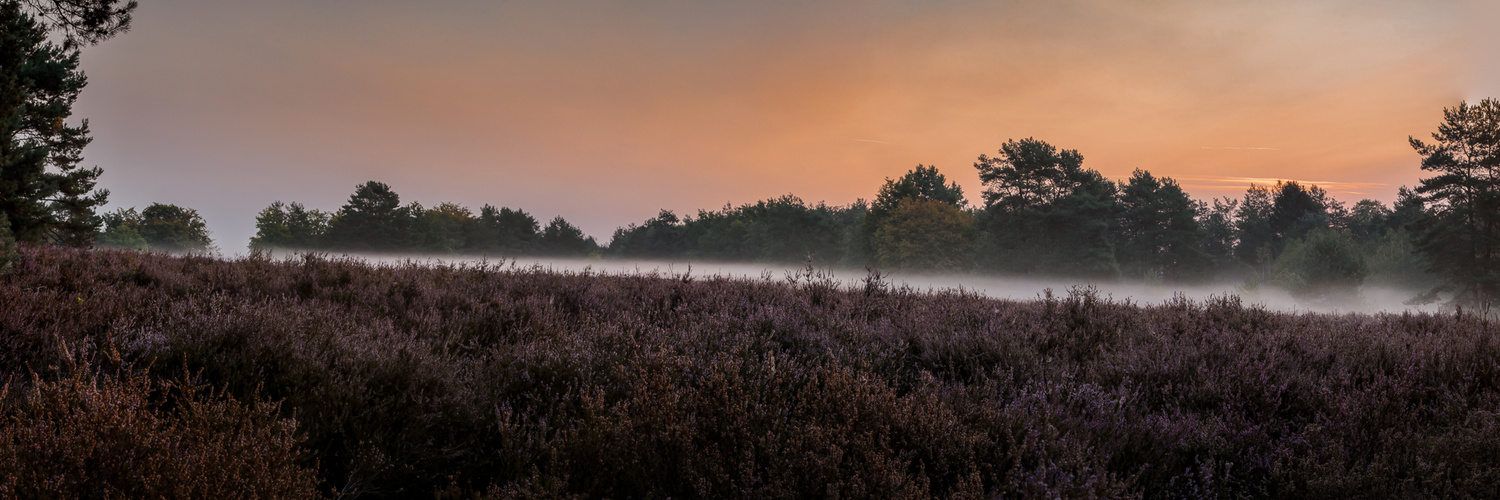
[2,244,1498,498]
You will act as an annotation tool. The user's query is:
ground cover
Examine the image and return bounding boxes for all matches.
[1,245,1496,498]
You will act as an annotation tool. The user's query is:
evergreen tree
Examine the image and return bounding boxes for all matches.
[1115,169,1210,281]
[1233,185,1275,266]
[1345,199,1392,244]
[0,2,107,246]
[1269,181,1330,244]
[974,138,1118,277]
[18,0,136,48]
[1409,98,1500,310]
[469,204,538,254]
[1198,196,1239,271]
[538,216,595,256]
[325,181,406,251]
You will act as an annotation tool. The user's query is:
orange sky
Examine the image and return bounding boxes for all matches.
[71,0,1496,250]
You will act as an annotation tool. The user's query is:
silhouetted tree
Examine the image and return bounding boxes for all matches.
[609,209,685,259]
[1269,181,1330,244]
[1115,170,1210,281]
[0,2,107,246]
[251,201,330,250]
[413,202,470,253]
[1345,199,1392,244]
[538,216,595,256]
[1409,98,1500,310]
[743,195,847,263]
[1199,196,1239,270]
[974,138,1118,276]
[470,205,539,254]
[1233,185,1275,266]
[325,181,406,251]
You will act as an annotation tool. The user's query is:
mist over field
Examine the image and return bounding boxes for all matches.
[331,253,1441,315]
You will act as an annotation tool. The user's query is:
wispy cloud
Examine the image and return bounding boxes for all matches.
[1175,176,1390,194]
[854,139,893,145]
[1198,146,1278,150]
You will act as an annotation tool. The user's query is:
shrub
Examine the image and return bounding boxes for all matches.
[0,349,319,499]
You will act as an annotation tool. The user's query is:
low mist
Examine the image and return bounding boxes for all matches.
[321,253,1440,316]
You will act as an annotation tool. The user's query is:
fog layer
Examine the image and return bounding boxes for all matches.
[321,253,1439,315]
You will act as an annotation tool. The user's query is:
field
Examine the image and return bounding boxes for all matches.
[1,244,1497,498]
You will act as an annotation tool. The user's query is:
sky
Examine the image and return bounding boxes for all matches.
[69,0,1499,252]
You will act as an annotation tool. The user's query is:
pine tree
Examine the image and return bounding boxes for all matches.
[974,138,1119,277]
[1409,98,1500,311]
[0,2,108,246]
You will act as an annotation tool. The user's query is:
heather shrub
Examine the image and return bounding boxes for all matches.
[0,347,319,499]
[3,244,1500,498]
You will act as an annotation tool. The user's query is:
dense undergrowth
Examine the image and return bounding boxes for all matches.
[1,244,1497,498]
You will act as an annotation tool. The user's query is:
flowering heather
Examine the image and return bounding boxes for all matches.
[1,244,1497,498]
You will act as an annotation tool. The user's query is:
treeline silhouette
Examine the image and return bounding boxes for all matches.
[251,181,599,256]
[608,155,1426,296]
[245,99,1499,310]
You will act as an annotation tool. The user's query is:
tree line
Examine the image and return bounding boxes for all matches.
[604,99,1499,310]
[0,0,1494,309]
[606,150,1429,299]
[250,181,599,256]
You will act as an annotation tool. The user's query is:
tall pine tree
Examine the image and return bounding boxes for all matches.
[0,1,107,246]
[1409,98,1500,311]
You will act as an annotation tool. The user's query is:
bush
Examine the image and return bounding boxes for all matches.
[0,349,319,499]
[1273,227,1367,303]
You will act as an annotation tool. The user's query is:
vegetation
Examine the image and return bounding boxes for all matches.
[0,1,109,247]
[251,181,599,257]
[97,203,215,253]
[1409,98,1500,312]
[3,244,1500,497]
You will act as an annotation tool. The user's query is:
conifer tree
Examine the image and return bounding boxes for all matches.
[0,1,108,246]
[1409,98,1500,311]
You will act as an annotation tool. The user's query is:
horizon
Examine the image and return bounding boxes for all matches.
[70,0,1500,251]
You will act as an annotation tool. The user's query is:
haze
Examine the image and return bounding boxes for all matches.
[72,0,1499,251]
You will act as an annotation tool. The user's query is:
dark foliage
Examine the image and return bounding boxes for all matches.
[0,2,106,247]
[1410,98,1500,311]
[97,203,214,253]
[1115,169,1211,281]
[610,195,859,265]
[18,0,135,48]
[0,347,319,498]
[3,244,1499,497]
[253,182,597,257]
[975,138,1120,276]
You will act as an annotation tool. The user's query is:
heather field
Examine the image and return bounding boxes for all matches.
[2,245,1498,499]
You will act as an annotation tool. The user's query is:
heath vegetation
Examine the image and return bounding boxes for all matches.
[2,244,1499,497]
